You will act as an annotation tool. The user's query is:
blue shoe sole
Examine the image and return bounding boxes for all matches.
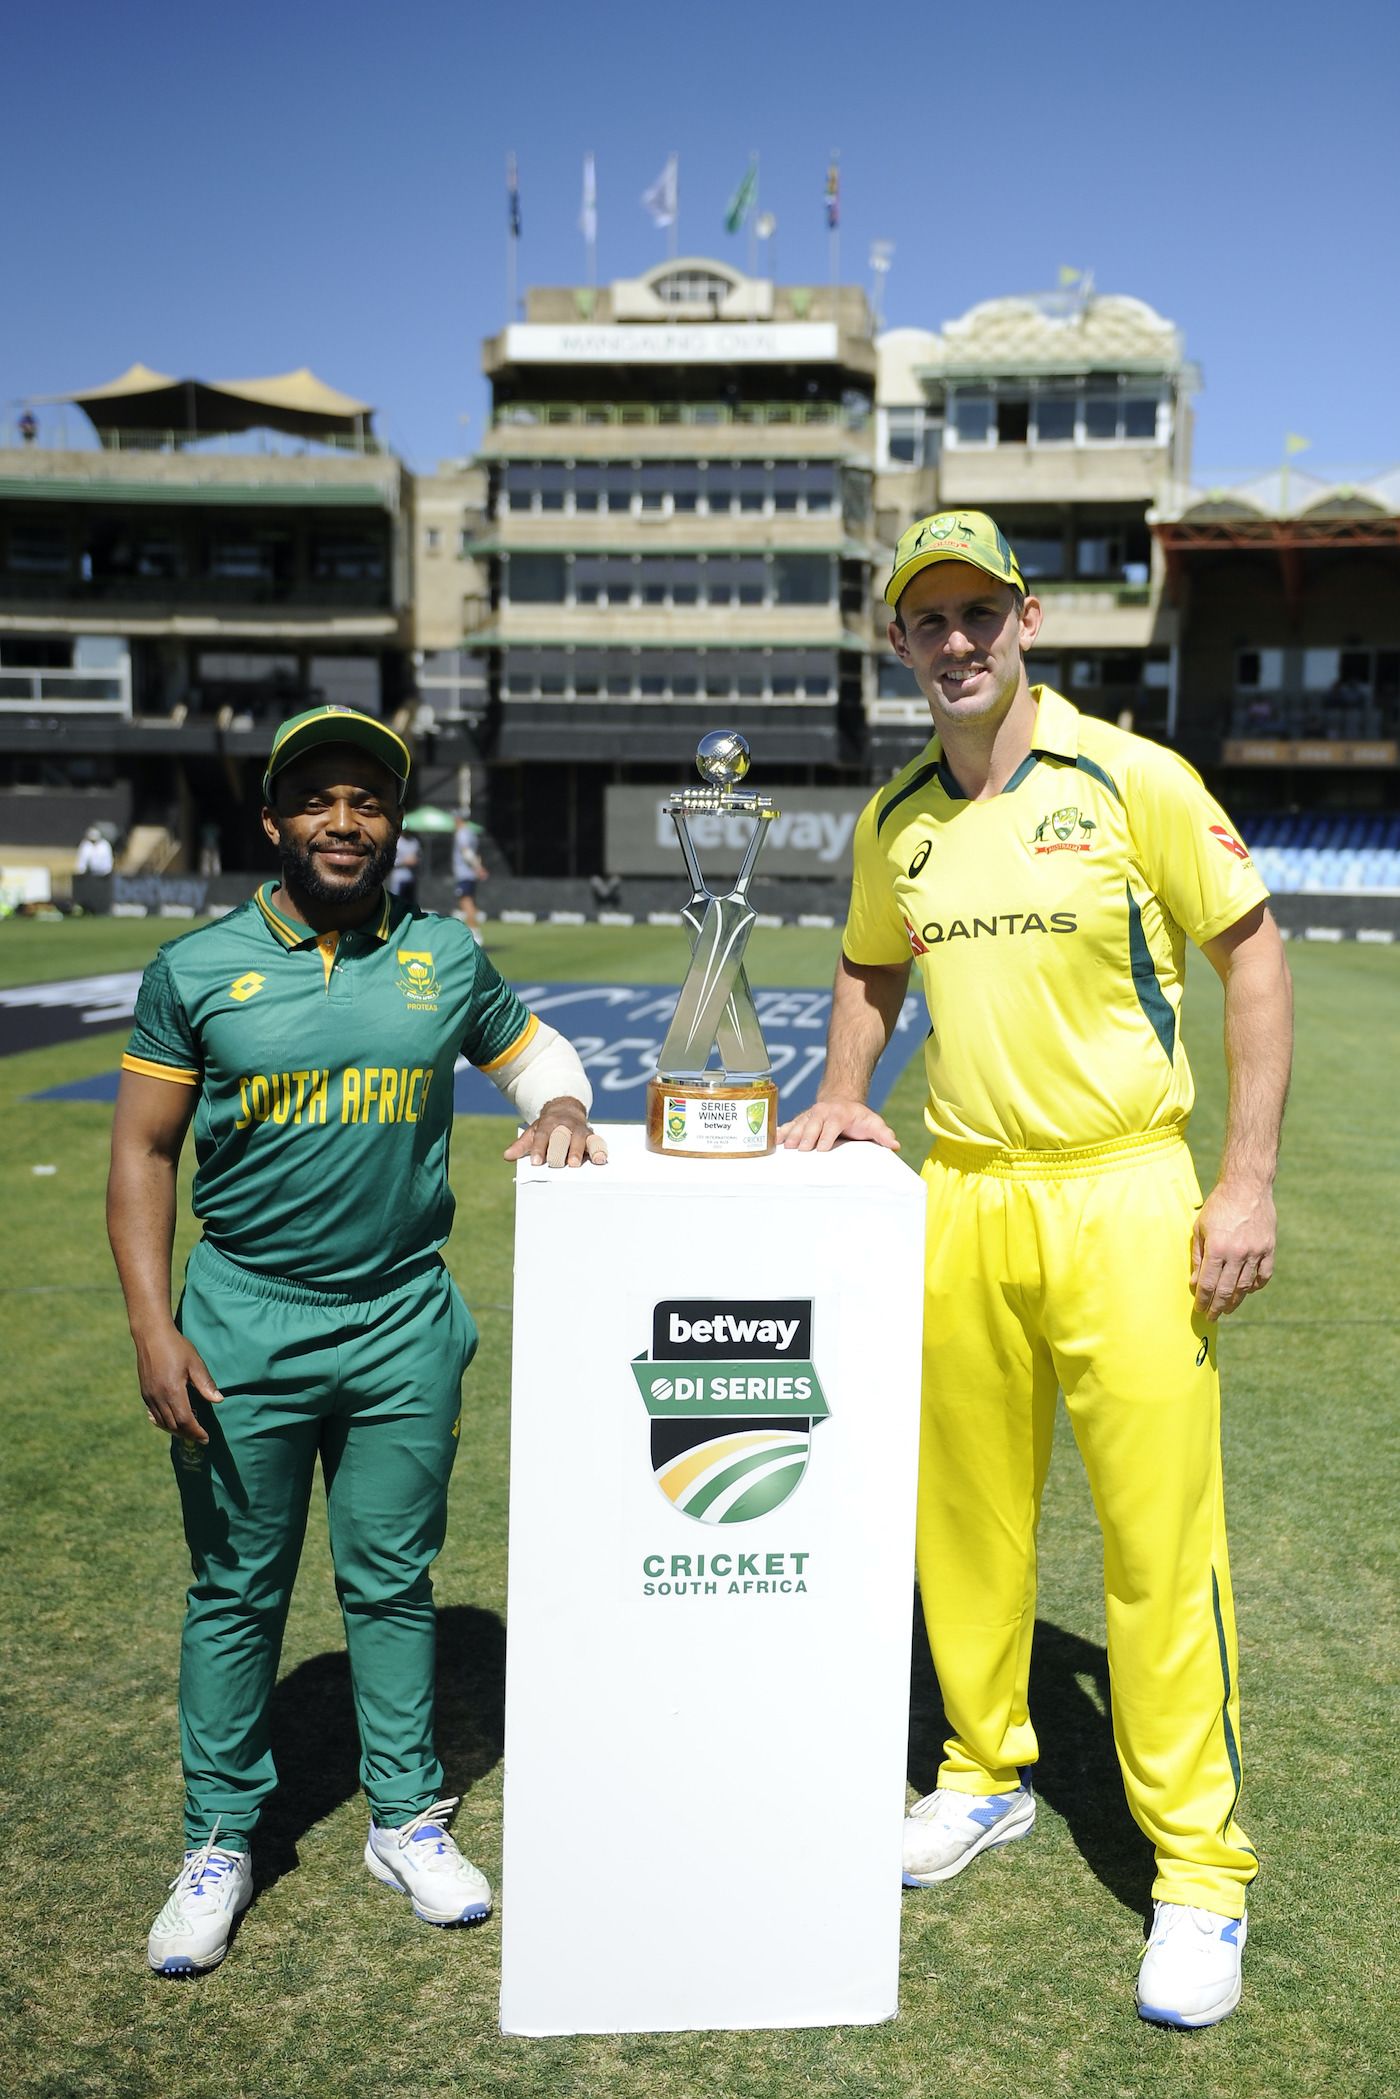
[411,1901,492,1926]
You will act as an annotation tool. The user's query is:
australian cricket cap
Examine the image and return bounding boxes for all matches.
[885,510,1026,609]
[262,705,411,802]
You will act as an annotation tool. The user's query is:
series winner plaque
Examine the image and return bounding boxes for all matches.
[645,731,779,1159]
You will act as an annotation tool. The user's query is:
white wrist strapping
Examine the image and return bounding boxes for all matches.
[489,1020,592,1123]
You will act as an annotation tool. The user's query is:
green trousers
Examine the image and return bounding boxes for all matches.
[172,1238,476,1848]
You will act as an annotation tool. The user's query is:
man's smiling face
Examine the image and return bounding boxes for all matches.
[889,562,1041,736]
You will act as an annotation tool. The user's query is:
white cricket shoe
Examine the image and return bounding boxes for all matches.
[1136,1902,1247,2027]
[147,1834,253,1975]
[902,1784,1036,1886]
[364,1796,492,1925]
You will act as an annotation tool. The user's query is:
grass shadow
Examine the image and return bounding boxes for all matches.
[906,1594,1154,1921]
[255,1603,506,1893]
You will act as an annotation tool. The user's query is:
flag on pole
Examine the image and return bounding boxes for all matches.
[1284,433,1311,454]
[725,157,758,234]
[642,154,678,228]
[580,153,597,244]
[1058,265,1081,287]
[825,158,840,230]
[507,152,521,238]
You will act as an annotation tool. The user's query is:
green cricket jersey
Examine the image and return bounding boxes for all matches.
[123,882,537,1288]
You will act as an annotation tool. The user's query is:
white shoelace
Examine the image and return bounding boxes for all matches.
[390,1796,462,1851]
[168,1819,244,1900]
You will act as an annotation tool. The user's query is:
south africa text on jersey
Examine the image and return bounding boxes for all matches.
[233,1065,437,1128]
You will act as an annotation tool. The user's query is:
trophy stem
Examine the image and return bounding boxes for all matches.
[646,1074,778,1160]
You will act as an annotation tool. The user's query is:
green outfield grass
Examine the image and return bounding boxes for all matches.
[0,920,1395,2099]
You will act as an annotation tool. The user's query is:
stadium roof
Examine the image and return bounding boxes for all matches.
[885,291,1189,386]
[31,365,376,442]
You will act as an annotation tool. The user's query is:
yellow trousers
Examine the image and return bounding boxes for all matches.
[917,1129,1257,1917]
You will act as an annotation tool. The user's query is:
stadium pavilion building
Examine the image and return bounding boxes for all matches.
[1,272,1395,916]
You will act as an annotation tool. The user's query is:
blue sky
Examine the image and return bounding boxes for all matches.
[5,0,1396,479]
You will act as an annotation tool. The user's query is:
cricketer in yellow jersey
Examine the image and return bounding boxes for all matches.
[109,705,607,1977]
[779,512,1293,2029]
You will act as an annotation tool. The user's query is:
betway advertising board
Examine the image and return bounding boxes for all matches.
[605,784,868,880]
[501,1132,925,2034]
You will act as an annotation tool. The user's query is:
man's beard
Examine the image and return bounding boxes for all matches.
[279,832,398,907]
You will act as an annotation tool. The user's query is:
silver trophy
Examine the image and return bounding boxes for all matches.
[645,731,780,1158]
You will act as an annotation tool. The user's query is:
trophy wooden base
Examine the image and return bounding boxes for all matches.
[645,1075,778,1159]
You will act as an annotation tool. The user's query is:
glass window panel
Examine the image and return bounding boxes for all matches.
[952,393,994,443]
[705,468,735,512]
[670,559,700,606]
[507,553,566,602]
[1013,534,1064,580]
[537,649,568,696]
[638,463,668,510]
[1303,647,1341,692]
[572,466,604,511]
[736,672,764,697]
[671,464,701,512]
[774,555,830,605]
[773,468,804,511]
[806,466,838,511]
[1083,395,1119,440]
[878,657,921,698]
[1033,397,1076,444]
[1122,398,1159,440]
[538,465,567,512]
[503,464,536,509]
[639,668,666,696]
[605,465,634,511]
[1075,535,1119,579]
[736,463,767,511]
[671,672,698,696]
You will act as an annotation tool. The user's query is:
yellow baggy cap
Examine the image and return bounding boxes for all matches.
[885,510,1025,609]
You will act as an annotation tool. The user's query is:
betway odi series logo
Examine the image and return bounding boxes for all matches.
[632,1299,829,1525]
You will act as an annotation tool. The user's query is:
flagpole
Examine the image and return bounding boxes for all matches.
[747,152,759,314]
[670,154,679,260]
[506,151,519,323]
[828,152,840,304]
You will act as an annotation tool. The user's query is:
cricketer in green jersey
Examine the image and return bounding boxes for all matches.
[108,705,605,1976]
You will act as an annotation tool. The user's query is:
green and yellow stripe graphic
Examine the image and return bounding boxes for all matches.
[656,1428,811,1526]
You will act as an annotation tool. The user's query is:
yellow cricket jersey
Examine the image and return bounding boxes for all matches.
[844,688,1269,1151]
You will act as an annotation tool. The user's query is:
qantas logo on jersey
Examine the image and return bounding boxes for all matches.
[906,911,1078,950]
[1030,806,1097,854]
[1209,824,1252,863]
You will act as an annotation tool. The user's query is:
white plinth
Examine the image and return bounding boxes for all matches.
[500,1126,926,2036]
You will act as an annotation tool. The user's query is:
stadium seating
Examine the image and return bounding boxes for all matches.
[1244,813,1400,893]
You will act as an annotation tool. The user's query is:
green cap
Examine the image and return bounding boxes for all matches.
[885,510,1025,609]
[262,706,411,804]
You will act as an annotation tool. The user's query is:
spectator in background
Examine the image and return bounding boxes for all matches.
[452,816,487,940]
[75,826,115,877]
[386,829,422,912]
[198,824,223,877]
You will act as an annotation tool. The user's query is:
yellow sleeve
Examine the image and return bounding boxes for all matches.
[842,794,913,966]
[1124,743,1270,945]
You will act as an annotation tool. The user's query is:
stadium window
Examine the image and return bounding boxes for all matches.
[312,535,385,583]
[1013,533,1064,580]
[639,464,668,512]
[424,528,441,553]
[507,553,567,603]
[736,670,764,698]
[538,466,567,513]
[641,561,668,607]
[774,555,831,606]
[671,672,699,696]
[736,557,766,605]
[1076,533,1124,580]
[886,407,922,466]
[670,559,701,606]
[605,465,634,512]
[996,398,1030,445]
[705,468,736,514]
[1033,395,1076,444]
[772,468,804,512]
[1235,649,1284,690]
[1303,648,1341,692]
[572,467,604,512]
[537,651,567,696]
[1025,654,1061,690]
[736,463,767,513]
[1083,394,1120,441]
[878,657,921,698]
[503,465,536,511]
[1070,656,1102,687]
[1122,397,1160,441]
[806,466,838,513]
[639,666,666,696]
[950,392,993,444]
[571,556,607,606]
[705,558,735,606]
[671,465,701,512]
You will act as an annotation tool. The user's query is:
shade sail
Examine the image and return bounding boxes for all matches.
[35,365,375,442]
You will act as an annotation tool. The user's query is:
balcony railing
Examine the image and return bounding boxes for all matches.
[0,573,392,610]
[0,664,132,715]
[493,400,870,432]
